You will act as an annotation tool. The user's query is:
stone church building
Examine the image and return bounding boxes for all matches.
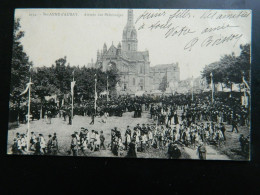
[92,9,180,95]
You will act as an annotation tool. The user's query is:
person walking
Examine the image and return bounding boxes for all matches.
[47,134,53,155]
[100,131,106,150]
[70,134,78,156]
[126,138,137,158]
[231,117,239,133]
[197,142,206,160]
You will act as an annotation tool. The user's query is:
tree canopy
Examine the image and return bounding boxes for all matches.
[10,18,33,106]
[201,44,250,88]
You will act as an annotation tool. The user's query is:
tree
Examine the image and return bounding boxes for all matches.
[31,67,59,118]
[201,44,251,91]
[159,72,168,92]
[10,18,33,110]
[53,56,72,95]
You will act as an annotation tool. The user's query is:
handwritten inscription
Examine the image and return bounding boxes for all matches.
[201,23,239,34]
[135,9,250,51]
[184,34,243,51]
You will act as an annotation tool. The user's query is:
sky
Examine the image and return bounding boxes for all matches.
[15,9,251,80]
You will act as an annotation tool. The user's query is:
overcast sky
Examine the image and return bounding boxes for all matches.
[15,9,251,80]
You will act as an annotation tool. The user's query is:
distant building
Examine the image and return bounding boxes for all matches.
[87,58,95,68]
[150,63,180,91]
[176,76,207,94]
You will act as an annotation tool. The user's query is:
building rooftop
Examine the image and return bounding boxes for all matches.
[151,63,179,69]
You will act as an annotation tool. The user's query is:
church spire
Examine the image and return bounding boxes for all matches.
[127,9,134,26]
[122,9,138,51]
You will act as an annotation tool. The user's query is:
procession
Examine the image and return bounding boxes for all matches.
[7,9,251,160]
[9,92,250,160]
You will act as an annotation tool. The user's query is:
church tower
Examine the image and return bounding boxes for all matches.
[122,9,138,52]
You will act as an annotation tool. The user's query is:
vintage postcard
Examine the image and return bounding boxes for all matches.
[8,9,251,160]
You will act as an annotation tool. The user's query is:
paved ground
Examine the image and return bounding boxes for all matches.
[7,110,249,160]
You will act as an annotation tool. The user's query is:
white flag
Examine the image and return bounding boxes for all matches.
[20,80,33,96]
[20,84,30,96]
[71,81,76,95]
[95,91,98,101]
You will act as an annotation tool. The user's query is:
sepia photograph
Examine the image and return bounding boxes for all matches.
[7,8,251,160]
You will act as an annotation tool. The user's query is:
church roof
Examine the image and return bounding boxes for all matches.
[122,51,149,62]
[105,44,117,56]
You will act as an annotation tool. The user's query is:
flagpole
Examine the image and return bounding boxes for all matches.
[94,74,97,114]
[191,76,194,101]
[26,77,31,152]
[106,75,109,102]
[72,71,74,121]
[210,72,214,103]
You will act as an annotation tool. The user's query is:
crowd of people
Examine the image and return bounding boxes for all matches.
[11,132,58,155]
[10,92,250,159]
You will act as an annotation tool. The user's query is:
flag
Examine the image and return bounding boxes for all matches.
[242,77,250,90]
[20,84,30,96]
[71,81,76,95]
[95,91,98,101]
[210,73,214,90]
[20,80,33,96]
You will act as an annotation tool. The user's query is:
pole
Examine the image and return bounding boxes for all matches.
[71,73,74,121]
[191,76,194,101]
[94,75,97,114]
[106,75,109,102]
[26,77,31,152]
[210,72,214,103]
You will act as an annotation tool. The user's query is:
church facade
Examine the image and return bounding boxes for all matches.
[92,9,180,95]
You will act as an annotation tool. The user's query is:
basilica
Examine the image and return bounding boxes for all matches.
[90,9,180,95]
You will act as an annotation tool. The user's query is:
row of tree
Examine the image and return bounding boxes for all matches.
[10,18,120,109]
[201,44,250,91]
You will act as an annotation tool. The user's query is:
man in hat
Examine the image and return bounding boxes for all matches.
[231,116,239,133]
[136,124,141,131]
[94,131,100,151]
[74,131,80,146]
[197,142,206,160]
[239,134,245,153]
[100,130,106,150]
[89,112,95,125]
[220,123,226,141]
[39,134,46,154]
[20,134,27,153]
[52,133,58,155]
[12,133,21,154]
[168,139,181,159]
[30,132,36,151]
[70,134,78,156]
[47,134,53,155]
[90,130,96,151]
[125,126,131,150]
[111,129,115,151]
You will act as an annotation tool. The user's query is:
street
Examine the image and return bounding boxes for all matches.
[7,110,249,160]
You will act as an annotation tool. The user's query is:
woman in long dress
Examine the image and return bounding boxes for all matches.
[126,139,137,158]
